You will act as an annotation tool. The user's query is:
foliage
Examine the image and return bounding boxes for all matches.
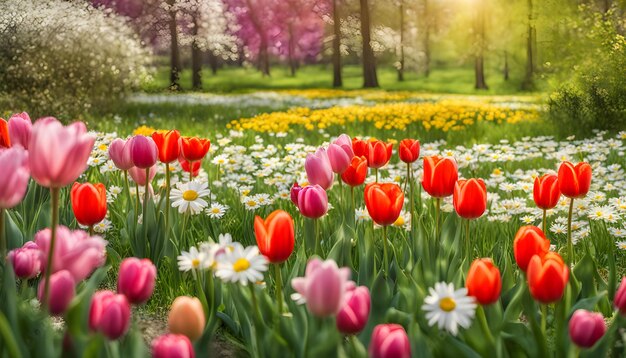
[0,0,150,117]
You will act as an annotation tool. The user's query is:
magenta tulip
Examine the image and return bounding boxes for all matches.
[37,270,75,315]
[28,117,95,188]
[569,309,606,348]
[128,165,157,187]
[152,334,195,358]
[89,290,131,340]
[34,226,107,281]
[305,147,335,190]
[290,182,303,206]
[297,185,328,219]
[7,242,41,279]
[327,135,354,174]
[615,277,626,314]
[128,135,158,169]
[0,146,30,209]
[108,138,134,171]
[369,324,411,358]
[118,257,157,304]
[7,112,32,149]
[291,258,351,317]
[336,286,370,335]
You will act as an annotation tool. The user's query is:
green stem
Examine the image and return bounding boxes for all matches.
[408,162,414,232]
[123,170,130,208]
[375,168,379,183]
[275,264,283,316]
[541,304,547,335]
[465,219,471,260]
[314,218,320,256]
[216,163,220,182]
[477,305,496,347]
[88,225,94,236]
[382,225,389,278]
[0,312,22,358]
[249,284,262,323]
[165,163,171,241]
[435,197,441,238]
[0,208,5,260]
[189,161,194,182]
[567,198,575,267]
[143,167,150,251]
[542,209,547,235]
[134,182,140,223]
[338,175,343,208]
[42,187,60,311]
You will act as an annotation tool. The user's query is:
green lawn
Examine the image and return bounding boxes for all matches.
[144,64,546,95]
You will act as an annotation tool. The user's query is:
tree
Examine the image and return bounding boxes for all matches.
[332,0,342,87]
[166,0,182,90]
[521,0,536,90]
[360,0,379,87]
[397,0,405,81]
[474,0,488,90]
[421,0,431,77]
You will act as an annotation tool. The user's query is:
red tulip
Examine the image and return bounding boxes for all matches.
[513,226,550,272]
[71,182,107,227]
[558,162,592,199]
[178,153,201,177]
[422,156,458,198]
[341,156,368,187]
[352,137,368,158]
[0,118,10,148]
[180,136,210,162]
[614,277,626,315]
[533,174,560,210]
[152,130,181,164]
[366,139,393,169]
[466,258,501,305]
[398,139,420,163]
[364,183,404,226]
[453,178,487,219]
[527,252,569,304]
[254,210,295,264]
[569,309,606,349]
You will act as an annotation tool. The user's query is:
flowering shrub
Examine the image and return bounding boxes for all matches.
[0,0,149,117]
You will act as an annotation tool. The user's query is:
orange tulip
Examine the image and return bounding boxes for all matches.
[0,118,10,148]
[167,296,206,341]
[352,137,368,158]
[70,182,107,227]
[558,162,592,199]
[453,178,487,219]
[466,258,502,305]
[152,130,181,163]
[527,252,569,303]
[513,226,550,272]
[422,156,458,198]
[179,136,210,162]
[366,139,393,169]
[341,156,368,187]
[364,183,404,226]
[533,174,560,210]
[254,210,295,264]
[398,139,420,163]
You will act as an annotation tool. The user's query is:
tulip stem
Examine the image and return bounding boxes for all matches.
[123,170,130,208]
[382,225,389,278]
[542,209,547,235]
[249,284,262,323]
[567,198,575,267]
[338,176,343,208]
[408,162,414,233]
[540,304,547,334]
[314,218,321,256]
[477,305,496,347]
[88,225,94,236]
[375,168,379,183]
[143,168,150,254]
[165,163,171,241]
[274,264,283,316]
[0,208,5,260]
[465,219,471,260]
[42,187,60,312]
[435,197,441,238]
[134,182,140,224]
[189,161,194,182]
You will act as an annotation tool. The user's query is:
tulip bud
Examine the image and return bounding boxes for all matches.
[453,178,487,219]
[291,258,351,317]
[336,286,370,334]
[305,147,334,190]
[352,137,368,158]
[368,324,411,358]
[152,130,181,164]
[614,277,626,314]
[108,138,134,171]
[466,258,501,305]
[569,309,606,348]
[180,136,210,162]
[0,146,30,209]
[297,185,329,219]
[118,257,157,304]
[8,112,32,149]
[168,296,206,341]
[129,135,158,169]
[89,290,131,340]
[71,182,107,227]
[364,183,404,226]
[422,156,458,198]
[38,270,76,315]
[366,139,393,169]
[533,174,560,210]
[290,182,302,206]
[398,139,420,163]
[527,252,569,304]
[254,210,295,264]
[7,242,41,279]
[129,165,157,187]
[341,156,368,187]
[327,139,354,174]
[513,226,550,272]
[558,161,592,199]
[152,334,195,358]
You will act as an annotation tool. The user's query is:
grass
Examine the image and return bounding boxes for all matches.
[143,64,547,95]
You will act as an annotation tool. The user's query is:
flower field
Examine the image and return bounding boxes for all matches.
[1,103,626,357]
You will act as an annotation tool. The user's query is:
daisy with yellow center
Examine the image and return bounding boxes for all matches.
[177,246,212,272]
[215,243,268,286]
[170,181,211,215]
[422,282,477,336]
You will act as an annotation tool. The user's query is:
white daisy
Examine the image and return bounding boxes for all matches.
[93,219,112,234]
[170,181,211,215]
[215,244,268,286]
[177,246,211,272]
[617,241,626,250]
[206,203,229,219]
[422,282,477,336]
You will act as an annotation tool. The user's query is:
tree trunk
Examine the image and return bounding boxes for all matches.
[167,1,181,91]
[423,0,430,77]
[503,50,509,81]
[332,0,343,87]
[360,0,379,88]
[474,0,488,90]
[522,0,534,90]
[288,23,297,77]
[398,0,405,81]
[208,51,218,75]
[244,0,270,76]
[191,11,202,90]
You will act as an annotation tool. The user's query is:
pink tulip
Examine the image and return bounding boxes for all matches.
[305,147,335,190]
[569,309,606,348]
[118,257,157,304]
[34,226,107,282]
[108,138,134,170]
[369,324,411,358]
[327,135,354,174]
[297,185,328,219]
[152,334,195,358]
[7,241,41,279]
[615,277,626,314]
[336,286,370,335]
[129,135,158,169]
[291,258,351,317]
[0,146,30,209]
[28,117,95,188]
[290,182,302,206]
[89,290,131,340]
[129,165,157,187]
[7,112,32,149]
[37,270,75,315]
